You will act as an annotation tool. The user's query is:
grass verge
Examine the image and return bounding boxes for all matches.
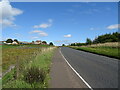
[2,44,50,72]
[2,47,56,88]
[70,46,119,59]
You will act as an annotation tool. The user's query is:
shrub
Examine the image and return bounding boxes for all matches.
[24,67,46,84]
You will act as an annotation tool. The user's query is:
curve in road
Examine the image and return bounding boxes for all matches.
[60,47,118,88]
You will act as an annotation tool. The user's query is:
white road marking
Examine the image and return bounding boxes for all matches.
[59,48,93,90]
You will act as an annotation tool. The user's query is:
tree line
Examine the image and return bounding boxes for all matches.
[69,32,120,46]
[5,39,54,46]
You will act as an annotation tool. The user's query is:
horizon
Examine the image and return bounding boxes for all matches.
[1,31,118,44]
[1,0,119,46]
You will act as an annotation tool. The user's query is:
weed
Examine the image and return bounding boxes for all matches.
[24,67,46,84]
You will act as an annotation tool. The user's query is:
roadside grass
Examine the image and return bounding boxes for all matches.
[2,44,49,49]
[70,46,119,59]
[2,45,19,49]
[2,46,37,72]
[85,42,119,48]
[2,46,56,88]
[0,45,2,48]
[24,44,49,47]
[2,44,51,72]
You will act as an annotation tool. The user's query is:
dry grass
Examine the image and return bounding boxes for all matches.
[2,45,56,88]
[2,45,55,73]
[70,42,119,59]
[82,42,119,48]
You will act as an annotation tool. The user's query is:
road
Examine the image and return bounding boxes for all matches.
[60,47,118,88]
[50,49,88,88]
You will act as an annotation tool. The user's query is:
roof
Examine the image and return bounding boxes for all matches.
[36,40,41,42]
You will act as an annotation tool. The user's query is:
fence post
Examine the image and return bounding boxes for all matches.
[16,56,19,79]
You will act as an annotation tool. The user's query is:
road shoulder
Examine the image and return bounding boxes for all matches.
[49,48,88,88]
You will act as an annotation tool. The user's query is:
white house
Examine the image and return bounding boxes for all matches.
[6,43,12,45]
[34,40,42,44]
[12,41,18,45]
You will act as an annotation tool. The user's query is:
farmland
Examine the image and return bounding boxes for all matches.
[70,42,119,59]
[2,45,49,72]
[2,45,56,88]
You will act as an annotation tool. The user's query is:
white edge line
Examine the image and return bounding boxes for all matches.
[59,48,93,90]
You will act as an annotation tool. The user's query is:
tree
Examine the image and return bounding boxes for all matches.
[42,41,47,44]
[92,32,120,44]
[6,39,13,43]
[49,42,54,46]
[14,39,19,44]
[86,38,92,45]
[62,44,65,46]
[70,43,75,46]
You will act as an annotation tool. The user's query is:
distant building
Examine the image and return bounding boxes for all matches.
[19,41,29,44]
[6,43,12,45]
[12,41,18,45]
[1,41,12,45]
[1,41,18,45]
[18,40,48,45]
[34,40,42,44]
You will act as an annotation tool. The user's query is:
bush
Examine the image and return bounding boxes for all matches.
[6,39,13,43]
[24,67,46,84]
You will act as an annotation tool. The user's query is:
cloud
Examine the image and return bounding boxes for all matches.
[30,30,41,33]
[64,34,72,38]
[33,19,53,29]
[33,24,51,29]
[31,37,39,39]
[79,8,100,15]
[0,0,23,28]
[107,24,120,30]
[90,27,100,30]
[30,30,48,37]
[55,40,69,42]
[14,33,23,37]
[54,40,71,44]
[90,28,94,30]
[48,19,53,23]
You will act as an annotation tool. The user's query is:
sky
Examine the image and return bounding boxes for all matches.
[1,0,119,46]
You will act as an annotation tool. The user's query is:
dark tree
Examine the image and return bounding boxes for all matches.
[86,38,92,45]
[42,41,47,44]
[68,32,119,46]
[93,32,120,44]
[14,39,19,43]
[49,42,54,46]
[6,39,13,43]
[70,43,76,46]
[62,44,65,46]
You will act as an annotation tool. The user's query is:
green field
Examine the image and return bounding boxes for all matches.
[2,45,56,88]
[2,44,50,72]
[70,46,119,59]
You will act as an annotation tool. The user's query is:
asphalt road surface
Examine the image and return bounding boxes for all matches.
[60,47,118,88]
[50,49,88,88]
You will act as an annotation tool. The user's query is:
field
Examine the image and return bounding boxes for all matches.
[70,42,119,59]
[2,44,50,72]
[1,44,56,88]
